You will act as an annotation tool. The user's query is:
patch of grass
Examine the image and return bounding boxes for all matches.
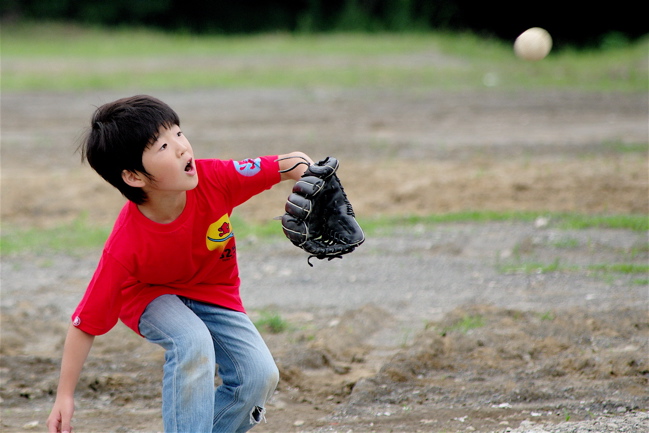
[0,216,111,256]
[442,315,485,335]
[359,212,648,236]
[564,409,572,422]
[588,263,649,274]
[538,311,556,321]
[556,214,648,232]
[360,211,540,236]
[627,243,649,259]
[229,216,284,240]
[2,22,647,92]
[497,258,648,276]
[254,310,290,334]
[588,264,649,285]
[602,141,648,154]
[550,238,580,249]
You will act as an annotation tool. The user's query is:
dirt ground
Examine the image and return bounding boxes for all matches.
[1,87,648,432]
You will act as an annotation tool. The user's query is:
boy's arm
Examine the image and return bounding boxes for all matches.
[47,325,95,433]
[278,151,313,181]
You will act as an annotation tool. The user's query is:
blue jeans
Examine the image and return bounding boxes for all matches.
[139,295,279,433]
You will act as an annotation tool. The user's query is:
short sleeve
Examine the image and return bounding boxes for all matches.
[71,252,130,336]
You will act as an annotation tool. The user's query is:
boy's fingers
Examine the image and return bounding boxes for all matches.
[46,414,60,433]
[47,412,72,433]
[61,419,72,433]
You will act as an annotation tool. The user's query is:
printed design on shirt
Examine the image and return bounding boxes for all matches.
[73,316,81,327]
[233,157,262,177]
[206,214,235,252]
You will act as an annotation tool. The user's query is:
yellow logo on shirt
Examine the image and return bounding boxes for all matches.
[206,214,234,251]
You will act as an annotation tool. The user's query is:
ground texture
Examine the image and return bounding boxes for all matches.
[1,87,648,432]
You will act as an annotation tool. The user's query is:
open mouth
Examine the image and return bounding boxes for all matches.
[185,159,193,172]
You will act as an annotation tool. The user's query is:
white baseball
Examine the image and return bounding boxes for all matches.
[514,27,552,61]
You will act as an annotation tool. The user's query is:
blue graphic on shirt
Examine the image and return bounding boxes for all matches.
[233,158,262,177]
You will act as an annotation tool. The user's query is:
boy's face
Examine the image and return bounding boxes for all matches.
[139,124,198,195]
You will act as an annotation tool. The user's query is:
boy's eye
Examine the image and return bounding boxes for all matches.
[160,143,167,150]
[177,131,183,137]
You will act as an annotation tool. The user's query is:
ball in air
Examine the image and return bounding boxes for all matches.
[514,27,552,61]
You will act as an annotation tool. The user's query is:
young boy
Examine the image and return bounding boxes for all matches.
[46,95,313,433]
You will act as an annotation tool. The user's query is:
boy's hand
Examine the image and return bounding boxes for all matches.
[47,326,94,433]
[47,396,74,433]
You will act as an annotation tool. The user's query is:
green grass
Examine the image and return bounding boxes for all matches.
[602,141,649,154]
[588,263,649,274]
[0,214,281,256]
[555,214,649,232]
[441,314,486,335]
[537,311,556,321]
[550,238,580,249]
[363,211,538,235]
[497,259,648,276]
[361,212,648,235]
[229,215,284,239]
[1,211,646,256]
[0,216,111,256]
[2,22,647,92]
[253,310,290,334]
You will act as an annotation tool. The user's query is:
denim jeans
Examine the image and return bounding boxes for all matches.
[139,294,280,433]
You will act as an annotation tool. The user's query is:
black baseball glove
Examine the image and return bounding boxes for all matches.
[278,156,365,266]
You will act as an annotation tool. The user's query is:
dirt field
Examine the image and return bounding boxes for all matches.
[1,87,648,432]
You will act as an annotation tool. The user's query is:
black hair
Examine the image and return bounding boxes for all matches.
[81,95,180,204]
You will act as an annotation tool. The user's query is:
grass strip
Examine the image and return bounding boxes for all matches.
[497,259,648,276]
[3,23,647,92]
[0,217,111,256]
[2,211,645,257]
[361,212,648,234]
[588,263,649,274]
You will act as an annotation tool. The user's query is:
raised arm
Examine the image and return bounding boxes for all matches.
[47,325,95,433]
[277,151,314,181]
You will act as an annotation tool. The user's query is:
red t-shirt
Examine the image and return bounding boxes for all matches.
[72,157,281,336]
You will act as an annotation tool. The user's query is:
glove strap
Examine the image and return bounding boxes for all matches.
[276,155,311,173]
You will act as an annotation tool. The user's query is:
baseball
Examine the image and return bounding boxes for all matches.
[514,27,552,61]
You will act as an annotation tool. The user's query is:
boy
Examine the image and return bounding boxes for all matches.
[47,95,314,433]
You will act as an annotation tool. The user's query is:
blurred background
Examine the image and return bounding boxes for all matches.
[2,0,647,46]
[1,0,647,244]
[1,3,648,432]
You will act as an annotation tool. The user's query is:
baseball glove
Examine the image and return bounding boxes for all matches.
[278,156,365,266]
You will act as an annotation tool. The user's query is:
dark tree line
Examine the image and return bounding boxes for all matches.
[2,0,646,47]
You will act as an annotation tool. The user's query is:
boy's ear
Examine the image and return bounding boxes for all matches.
[122,170,146,188]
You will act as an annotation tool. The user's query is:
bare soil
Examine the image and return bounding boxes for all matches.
[1,87,648,432]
